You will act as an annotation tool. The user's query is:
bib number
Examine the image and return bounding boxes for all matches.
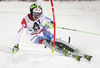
[33,20,41,32]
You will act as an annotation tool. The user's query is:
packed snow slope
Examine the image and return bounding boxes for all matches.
[0,0,100,68]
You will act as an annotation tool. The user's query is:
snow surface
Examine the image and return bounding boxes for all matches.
[0,0,100,68]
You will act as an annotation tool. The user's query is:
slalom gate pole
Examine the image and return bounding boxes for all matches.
[45,23,100,36]
[50,0,56,54]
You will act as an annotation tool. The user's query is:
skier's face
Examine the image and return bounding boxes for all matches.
[33,13,41,20]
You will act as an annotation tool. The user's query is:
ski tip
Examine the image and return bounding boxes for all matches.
[72,54,82,61]
[76,56,82,61]
[84,54,93,61]
[88,56,93,61]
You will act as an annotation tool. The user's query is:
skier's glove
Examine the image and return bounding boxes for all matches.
[44,22,54,29]
[12,44,19,54]
[45,24,50,29]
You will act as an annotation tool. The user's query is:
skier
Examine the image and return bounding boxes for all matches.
[12,3,92,61]
[12,3,55,53]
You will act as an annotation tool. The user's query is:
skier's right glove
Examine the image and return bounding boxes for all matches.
[12,44,19,54]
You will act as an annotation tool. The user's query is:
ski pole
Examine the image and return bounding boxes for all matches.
[57,27,100,36]
[45,23,100,36]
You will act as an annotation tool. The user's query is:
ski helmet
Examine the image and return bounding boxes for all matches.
[30,3,43,19]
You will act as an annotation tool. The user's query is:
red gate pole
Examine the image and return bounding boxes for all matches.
[50,0,56,54]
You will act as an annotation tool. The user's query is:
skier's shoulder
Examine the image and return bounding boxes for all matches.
[43,13,52,20]
[22,13,33,23]
[24,14,32,21]
[39,13,49,21]
[39,13,45,19]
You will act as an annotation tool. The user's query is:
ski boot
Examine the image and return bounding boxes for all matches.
[63,48,71,56]
[84,54,93,61]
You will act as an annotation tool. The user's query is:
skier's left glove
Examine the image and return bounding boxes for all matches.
[12,44,19,54]
[44,22,54,29]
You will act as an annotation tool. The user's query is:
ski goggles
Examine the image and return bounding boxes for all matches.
[33,13,41,17]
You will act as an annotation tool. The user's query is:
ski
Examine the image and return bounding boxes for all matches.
[63,48,93,62]
[72,54,82,61]
[84,54,93,61]
[63,48,82,61]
